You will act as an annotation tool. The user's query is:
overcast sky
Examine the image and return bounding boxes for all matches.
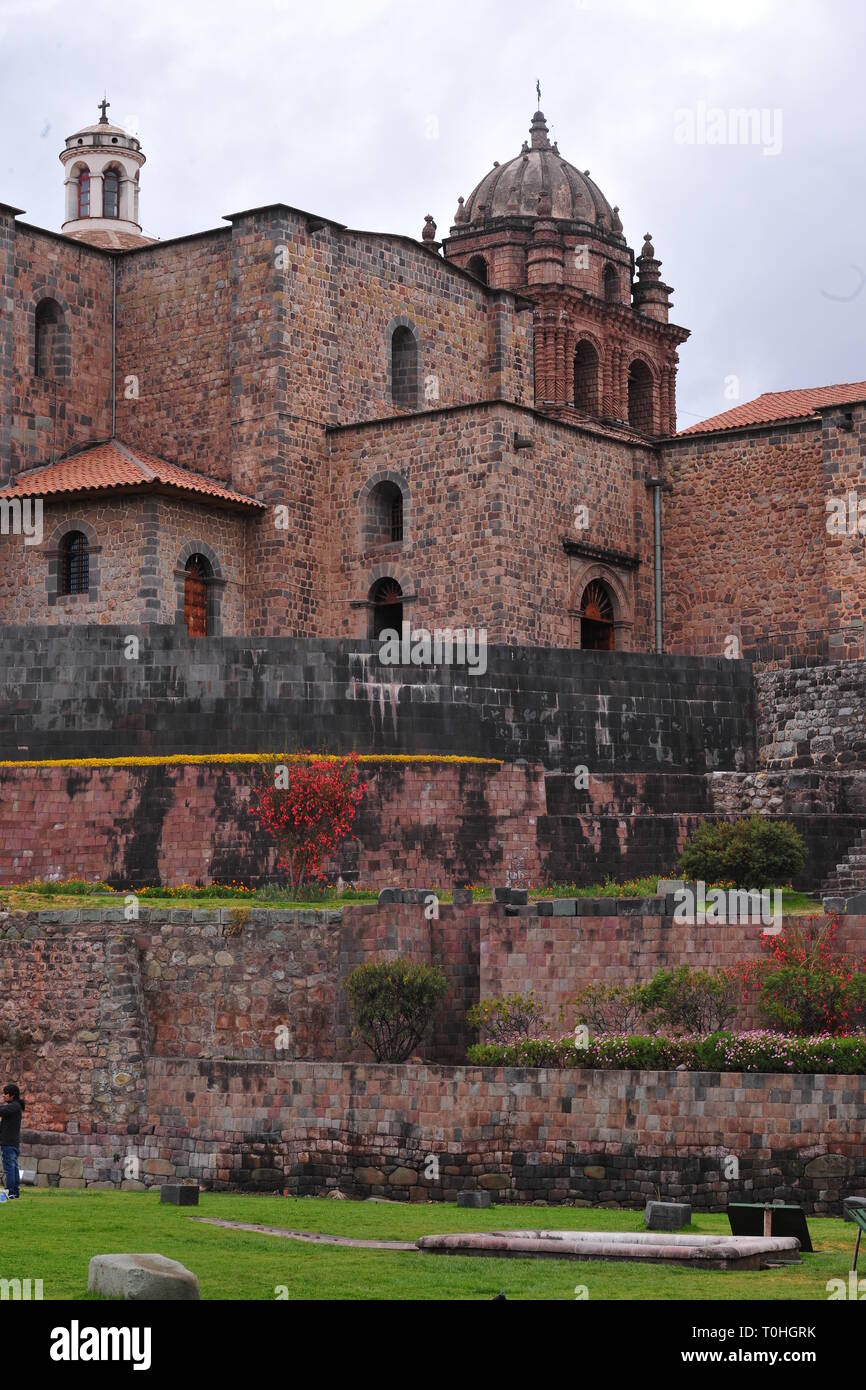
[1,0,863,427]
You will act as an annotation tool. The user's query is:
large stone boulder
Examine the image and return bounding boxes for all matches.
[88,1253,200,1301]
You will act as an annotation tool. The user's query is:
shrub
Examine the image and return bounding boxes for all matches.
[344,958,448,1062]
[466,1031,866,1074]
[567,982,648,1034]
[638,966,740,1034]
[251,754,366,890]
[738,914,866,1035]
[678,816,805,890]
[467,992,548,1044]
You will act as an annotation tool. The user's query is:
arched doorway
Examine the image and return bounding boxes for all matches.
[184,555,211,637]
[580,579,615,650]
[369,577,404,639]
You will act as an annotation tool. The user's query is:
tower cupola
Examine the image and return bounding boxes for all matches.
[59,100,152,249]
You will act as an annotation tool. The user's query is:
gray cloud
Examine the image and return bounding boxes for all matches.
[1,0,863,426]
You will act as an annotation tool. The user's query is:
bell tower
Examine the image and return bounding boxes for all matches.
[59,100,151,250]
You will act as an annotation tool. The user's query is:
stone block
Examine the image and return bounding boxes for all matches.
[354,1167,385,1186]
[160,1184,200,1206]
[804,1154,850,1179]
[477,1173,510,1190]
[143,1158,175,1177]
[59,1156,83,1178]
[59,1177,86,1188]
[645,1200,691,1230]
[844,892,866,914]
[389,1166,418,1186]
[457,1190,491,1208]
[88,1253,200,1301]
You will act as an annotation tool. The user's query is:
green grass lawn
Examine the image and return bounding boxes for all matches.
[1,1191,854,1301]
[0,883,822,913]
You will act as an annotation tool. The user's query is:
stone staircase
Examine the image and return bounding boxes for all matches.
[823,827,866,896]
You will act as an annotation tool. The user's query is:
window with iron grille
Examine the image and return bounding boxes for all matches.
[60,532,89,595]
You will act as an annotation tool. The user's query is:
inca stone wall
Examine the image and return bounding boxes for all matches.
[14,1058,866,1214]
[0,625,756,768]
[758,661,866,769]
[3,904,863,1211]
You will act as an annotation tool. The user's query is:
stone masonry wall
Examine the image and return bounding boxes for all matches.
[4,906,863,1210]
[14,1059,865,1213]
[758,661,866,769]
[2,219,114,483]
[661,421,828,664]
[0,626,757,769]
[0,495,248,630]
[479,907,865,1032]
[0,758,858,892]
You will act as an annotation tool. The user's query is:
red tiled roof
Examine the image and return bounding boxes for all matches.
[0,441,265,510]
[679,381,866,436]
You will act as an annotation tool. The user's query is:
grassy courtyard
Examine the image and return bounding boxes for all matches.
[1,1190,855,1301]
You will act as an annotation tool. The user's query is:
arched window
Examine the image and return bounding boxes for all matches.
[77,169,91,218]
[579,579,615,651]
[34,298,63,379]
[365,480,404,546]
[390,326,418,408]
[467,254,488,285]
[60,531,89,596]
[573,340,601,416]
[183,554,212,637]
[627,359,655,434]
[103,168,120,219]
[603,263,619,304]
[369,577,403,640]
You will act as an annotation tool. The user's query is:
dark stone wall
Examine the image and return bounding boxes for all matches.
[0,625,756,772]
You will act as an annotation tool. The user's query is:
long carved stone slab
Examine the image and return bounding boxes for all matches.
[416,1230,801,1270]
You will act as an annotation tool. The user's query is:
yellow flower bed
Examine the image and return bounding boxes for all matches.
[0,752,502,770]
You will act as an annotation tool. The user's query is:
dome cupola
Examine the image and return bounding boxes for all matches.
[453,109,623,238]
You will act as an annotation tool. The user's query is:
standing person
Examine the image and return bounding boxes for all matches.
[0,1083,24,1199]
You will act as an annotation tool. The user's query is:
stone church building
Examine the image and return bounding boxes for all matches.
[0,101,863,665]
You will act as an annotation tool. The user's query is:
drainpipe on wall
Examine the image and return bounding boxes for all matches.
[111,256,117,439]
[645,475,665,654]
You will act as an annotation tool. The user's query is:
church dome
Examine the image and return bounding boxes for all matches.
[455,110,620,235]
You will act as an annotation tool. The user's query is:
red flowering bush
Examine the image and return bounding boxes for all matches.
[250,755,366,890]
[737,914,866,1035]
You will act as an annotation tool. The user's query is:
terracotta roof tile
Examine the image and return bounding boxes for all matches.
[0,441,264,510]
[679,381,866,436]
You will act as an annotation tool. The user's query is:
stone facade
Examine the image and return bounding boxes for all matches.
[662,405,866,665]
[3,110,864,659]
[0,495,247,629]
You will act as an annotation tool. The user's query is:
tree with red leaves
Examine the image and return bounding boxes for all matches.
[737,914,866,1035]
[251,755,366,891]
